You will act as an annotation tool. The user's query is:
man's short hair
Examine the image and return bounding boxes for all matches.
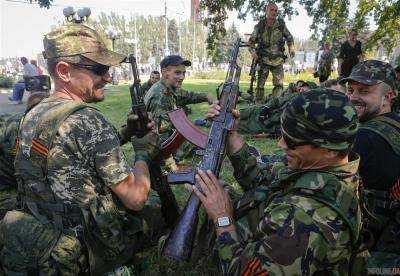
[151,70,160,75]
[20,57,28,64]
[266,2,278,8]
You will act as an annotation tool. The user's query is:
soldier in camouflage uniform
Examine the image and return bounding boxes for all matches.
[249,2,295,103]
[340,60,400,269]
[314,42,334,83]
[0,92,48,220]
[139,70,160,96]
[144,55,214,142]
[0,23,164,275]
[237,80,311,136]
[194,88,361,275]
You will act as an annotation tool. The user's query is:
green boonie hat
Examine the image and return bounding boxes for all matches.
[339,60,397,92]
[281,88,359,151]
[43,23,125,66]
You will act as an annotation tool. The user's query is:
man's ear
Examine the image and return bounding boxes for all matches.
[161,67,168,77]
[385,90,396,105]
[55,61,72,82]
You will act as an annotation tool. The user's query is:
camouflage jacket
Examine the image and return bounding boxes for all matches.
[0,113,23,187]
[144,78,208,139]
[317,50,334,76]
[17,97,132,206]
[217,143,361,275]
[140,79,153,96]
[249,18,294,66]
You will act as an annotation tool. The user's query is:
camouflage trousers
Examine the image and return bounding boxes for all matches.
[237,105,282,137]
[237,105,265,134]
[256,63,284,104]
[0,187,17,220]
[0,194,166,275]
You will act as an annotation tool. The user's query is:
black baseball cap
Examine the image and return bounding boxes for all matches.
[160,55,191,69]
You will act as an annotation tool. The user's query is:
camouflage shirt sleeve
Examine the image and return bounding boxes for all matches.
[282,22,294,46]
[228,143,281,191]
[248,23,260,52]
[217,192,353,275]
[176,89,208,106]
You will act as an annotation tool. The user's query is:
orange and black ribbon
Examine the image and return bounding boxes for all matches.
[11,137,21,156]
[390,178,400,199]
[31,138,49,157]
[242,257,268,276]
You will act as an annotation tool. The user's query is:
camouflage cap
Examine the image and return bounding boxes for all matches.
[43,23,125,66]
[281,88,359,151]
[339,60,397,91]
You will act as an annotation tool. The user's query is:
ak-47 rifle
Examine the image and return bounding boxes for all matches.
[125,54,181,227]
[247,56,257,101]
[162,39,246,261]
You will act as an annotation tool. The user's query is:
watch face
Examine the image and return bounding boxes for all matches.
[217,216,231,227]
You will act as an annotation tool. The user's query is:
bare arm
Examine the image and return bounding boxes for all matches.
[111,161,151,211]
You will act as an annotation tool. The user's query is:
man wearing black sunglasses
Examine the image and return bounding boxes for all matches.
[194,88,363,275]
[0,23,164,274]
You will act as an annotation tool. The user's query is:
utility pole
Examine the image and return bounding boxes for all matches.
[178,16,182,55]
[164,1,169,56]
[192,12,196,69]
[134,15,138,61]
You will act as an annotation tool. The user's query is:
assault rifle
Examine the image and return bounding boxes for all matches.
[125,54,181,227]
[247,56,257,102]
[162,39,246,261]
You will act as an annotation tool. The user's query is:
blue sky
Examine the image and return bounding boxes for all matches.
[0,0,315,58]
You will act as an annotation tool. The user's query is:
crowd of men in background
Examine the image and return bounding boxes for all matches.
[0,2,399,275]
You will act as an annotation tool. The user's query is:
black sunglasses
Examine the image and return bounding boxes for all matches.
[72,63,110,76]
[281,132,311,150]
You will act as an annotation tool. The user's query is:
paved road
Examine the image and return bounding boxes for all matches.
[0,89,28,115]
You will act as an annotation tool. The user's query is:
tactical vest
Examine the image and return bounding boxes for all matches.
[14,100,143,275]
[359,115,400,226]
[235,169,361,274]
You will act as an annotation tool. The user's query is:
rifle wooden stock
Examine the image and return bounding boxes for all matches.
[162,39,245,261]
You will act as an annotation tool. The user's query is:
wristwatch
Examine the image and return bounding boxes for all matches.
[215,216,232,228]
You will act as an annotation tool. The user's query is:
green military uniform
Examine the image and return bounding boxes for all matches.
[0,113,22,219]
[144,78,209,141]
[0,23,164,275]
[315,49,334,83]
[249,17,294,102]
[140,79,153,96]
[237,83,300,136]
[210,89,362,275]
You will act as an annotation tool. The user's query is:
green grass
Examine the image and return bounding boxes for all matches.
[94,79,282,274]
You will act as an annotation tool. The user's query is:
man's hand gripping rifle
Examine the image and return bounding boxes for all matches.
[125,54,182,226]
[162,39,247,261]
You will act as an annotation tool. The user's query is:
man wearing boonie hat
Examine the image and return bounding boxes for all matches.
[0,22,164,274]
[194,88,362,274]
[340,60,400,269]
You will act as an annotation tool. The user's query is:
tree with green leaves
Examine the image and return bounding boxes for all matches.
[201,0,400,54]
